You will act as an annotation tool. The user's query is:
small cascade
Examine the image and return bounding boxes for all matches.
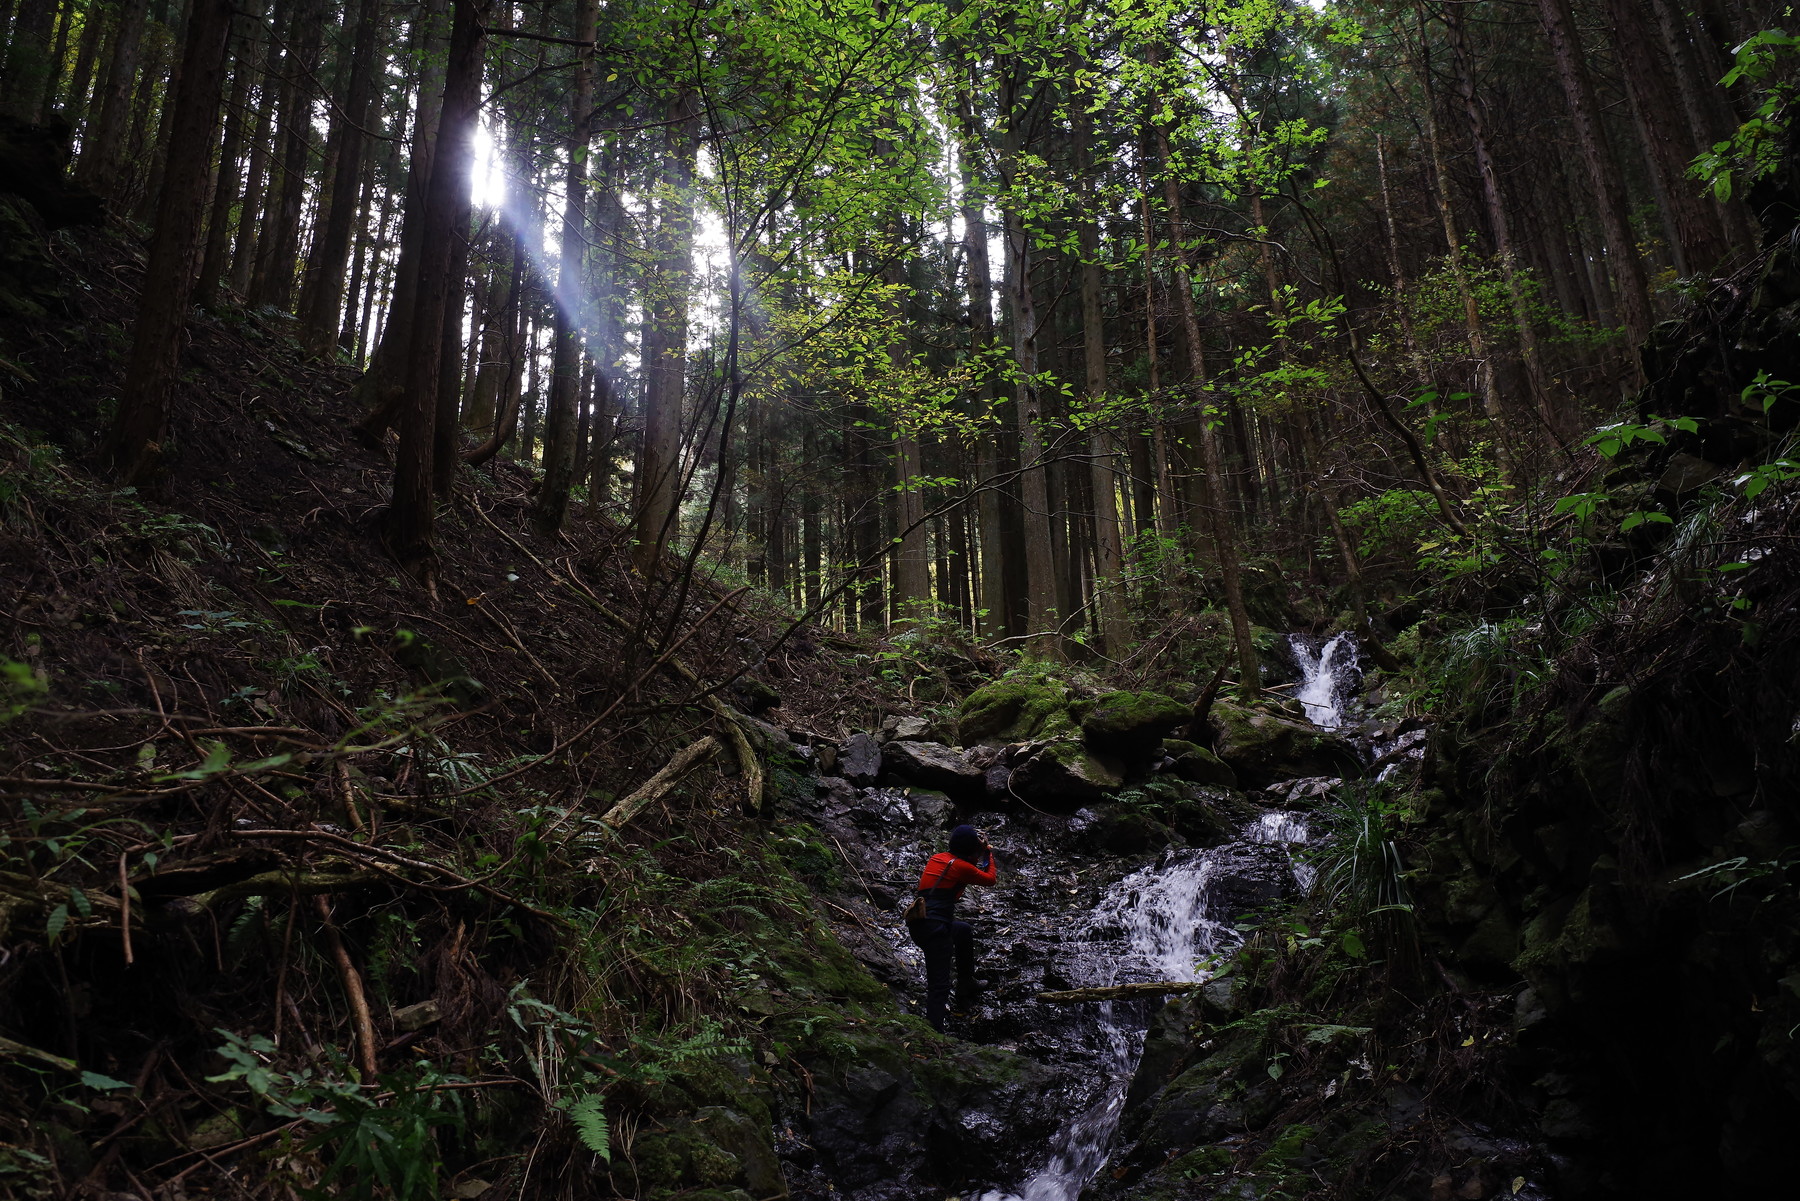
[1289,632,1360,730]
[977,812,1314,1201]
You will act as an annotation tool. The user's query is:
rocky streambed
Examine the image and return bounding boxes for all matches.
[770,636,1425,1199]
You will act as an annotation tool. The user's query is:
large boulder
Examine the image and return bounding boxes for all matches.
[1207,701,1360,787]
[882,741,985,796]
[839,733,883,785]
[1009,741,1125,805]
[956,677,1079,744]
[1081,690,1192,756]
[1161,738,1238,788]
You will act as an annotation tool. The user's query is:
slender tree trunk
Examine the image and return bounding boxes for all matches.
[464,230,526,468]
[1075,108,1128,656]
[889,251,931,622]
[631,88,700,577]
[2,0,59,121]
[352,0,448,438]
[388,0,486,587]
[67,2,109,130]
[956,82,1008,641]
[1152,120,1257,694]
[532,0,599,534]
[250,0,324,311]
[1442,4,1562,440]
[195,3,258,310]
[1000,92,1060,656]
[1535,0,1653,351]
[78,0,148,194]
[104,0,233,484]
[296,0,380,354]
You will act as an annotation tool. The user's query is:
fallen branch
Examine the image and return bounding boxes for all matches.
[600,736,721,829]
[314,895,379,1082]
[1036,981,1202,1003]
[226,829,572,927]
[0,1034,78,1072]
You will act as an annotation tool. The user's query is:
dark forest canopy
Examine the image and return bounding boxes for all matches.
[4,0,1800,1198]
[4,0,1790,661]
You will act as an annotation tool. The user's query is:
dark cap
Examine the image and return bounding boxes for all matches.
[948,825,983,861]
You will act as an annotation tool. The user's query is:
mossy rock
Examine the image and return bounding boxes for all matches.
[957,677,1078,744]
[1081,690,1191,755]
[1011,739,1125,804]
[1162,738,1238,788]
[1207,700,1360,788]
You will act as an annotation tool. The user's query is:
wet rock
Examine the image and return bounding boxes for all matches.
[983,763,1013,798]
[1208,701,1361,787]
[1081,690,1191,756]
[882,741,984,796]
[694,1107,785,1200]
[877,713,933,743]
[1161,738,1238,787]
[1010,740,1125,805]
[839,733,882,785]
[906,787,956,831]
[1093,807,1171,855]
[957,677,1079,744]
[799,1035,1058,1200]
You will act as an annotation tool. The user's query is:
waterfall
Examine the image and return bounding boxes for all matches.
[977,813,1312,1201]
[1289,631,1359,730]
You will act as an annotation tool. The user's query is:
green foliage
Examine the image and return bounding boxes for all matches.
[207,1031,467,1201]
[1691,28,1798,201]
[560,1094,612,1160]
[0,657,46,723]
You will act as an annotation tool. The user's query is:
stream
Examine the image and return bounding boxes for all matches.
[797,634,1374,1199]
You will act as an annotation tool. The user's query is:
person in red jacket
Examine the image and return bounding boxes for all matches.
[906,824,998,1032]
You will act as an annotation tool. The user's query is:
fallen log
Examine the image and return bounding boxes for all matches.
[600,735,722,829]
[1036,981,1202,1003]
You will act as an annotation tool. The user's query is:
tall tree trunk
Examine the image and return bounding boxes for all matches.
[1000,95,1060,656]
[955,81,1008,641]
[889,252,931,623]
[532,0,599,535]
[631,87,700,577]
[78,0,149,194]
[352,0,448,438]
[1535,0,1654,351]
[2,0,59,121]
[67,1,109,129]
[1152,120,1257,694]
[249,0,324,311]
[296,0,380,354]
[464,230,526,469]
[228,0,284,296]
[388,0,486,588]
[195,2,259,310]
[1419,42,1506,468]
[1442,4,1563,440]
[104,0,233,484]
[1075,108,1128,656]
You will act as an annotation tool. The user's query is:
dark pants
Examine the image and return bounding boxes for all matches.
[911,918,975,1032]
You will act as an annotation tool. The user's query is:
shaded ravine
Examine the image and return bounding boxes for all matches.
[966,637,1367,1197]
[977,811,1314,1201]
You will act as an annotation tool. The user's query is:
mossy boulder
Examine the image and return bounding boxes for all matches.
[1010,740,1125,804]
[957,677,1079,744]
[1081,690,1191,756]
[1207,701,1360,788]
[1162,738,1238,788]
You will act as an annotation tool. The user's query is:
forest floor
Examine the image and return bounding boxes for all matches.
[1,196,994,1199]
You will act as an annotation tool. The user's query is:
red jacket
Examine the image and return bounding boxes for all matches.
[915,851,998,921]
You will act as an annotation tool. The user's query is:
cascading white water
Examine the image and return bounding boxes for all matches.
[978,813,1312,1201]
[1289,632,1358,730]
